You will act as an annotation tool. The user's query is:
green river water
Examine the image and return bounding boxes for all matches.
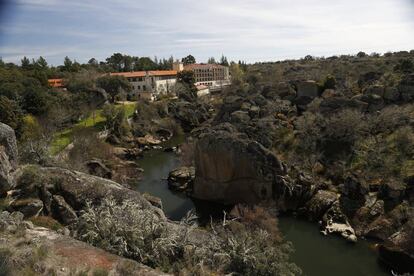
[133,137,392,276]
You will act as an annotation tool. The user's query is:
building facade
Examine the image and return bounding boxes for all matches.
[174,62,231,91]
[110,70,177,101]
[48,78,64,88]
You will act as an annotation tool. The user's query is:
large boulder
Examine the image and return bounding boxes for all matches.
[0,122,18,167]
[85,159,112,179]
[0,123,18,194]
[378,218,414,274]
[193,125,286,204]
[305,190,338,221]
[319,97,368,113]
[383,87,400,102]
[296,80,319,98]
[168,166,195,193]
[8,198,44,218]
[261,82,296,100]
[378,179,406,209]
[51,195,78,225]
[0,211,168,276]
[168,101,211,132]
[15,166,164,221]
[0,146,14,194]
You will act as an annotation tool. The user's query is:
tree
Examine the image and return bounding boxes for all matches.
[63,56,73,72]
[176,71,197,101]
[357,51,367,58]
[71,60,82,72]
[88,58,98,66]
[96,75,131,102]
[21,56,31,70]
[102,104,130,138]
[106,53,124,71]
[0,95,23,132]
[220,55,229,66]
[304,55,314,61]
[21,86,51,116]
[0,82,24,100]
[177,70,195,86]
[229,63,244,85]
[134,57,157,71]
[35,56,48,69]
[181,55,196,65]
[208,57,216,64]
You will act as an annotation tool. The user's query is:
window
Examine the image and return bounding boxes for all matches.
[138,85,141,90]
[143,85,146,91]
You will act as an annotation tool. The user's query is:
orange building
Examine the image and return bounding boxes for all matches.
[48,78,64,88]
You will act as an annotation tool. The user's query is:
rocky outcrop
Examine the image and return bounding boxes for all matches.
[8,198,44,218]
[12,165,165,225]
[168,101,211,132]
[0,123,18,194]
[305,190,338,221]
[378,218,414,274]
[0,122,18,167]
[51,195,78,225]
[193,125,286,204]
[168,166,195,192]
[0,211,168,276]
[294,80,320,110]
[25,166,156,211]
[85,159,113,179]
[319,97,368,113]
[296,80,319,98]
[302,189,357,242]
[0,146,15,194]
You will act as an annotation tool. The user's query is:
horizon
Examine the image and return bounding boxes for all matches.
[0,0,414,65]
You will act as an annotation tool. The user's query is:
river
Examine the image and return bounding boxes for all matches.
[133,138,391,276]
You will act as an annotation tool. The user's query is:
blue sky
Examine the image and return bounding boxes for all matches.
[0,0,413,65]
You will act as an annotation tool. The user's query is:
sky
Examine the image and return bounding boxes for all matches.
[0,0,413,65]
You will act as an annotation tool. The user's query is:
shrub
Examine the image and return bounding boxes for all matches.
[295,109,366,161]
[321,74,336,90]
[0,95,23,133]
[92,268,109,276]
[102,104,131,138]
[74,198,300,275]
[68,128,113,171]
[74,198,184,269]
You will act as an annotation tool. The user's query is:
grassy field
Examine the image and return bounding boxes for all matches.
[50,102,136,155]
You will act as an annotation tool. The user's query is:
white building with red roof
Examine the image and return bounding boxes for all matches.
[174,62,231,92]
[110,70,177,101]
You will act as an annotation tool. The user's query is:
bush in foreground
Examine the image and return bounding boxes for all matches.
[73,198,300,275]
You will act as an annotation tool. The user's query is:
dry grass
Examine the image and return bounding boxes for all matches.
[30,216,63,231]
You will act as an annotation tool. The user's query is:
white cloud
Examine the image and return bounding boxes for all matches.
[1,0,414,64]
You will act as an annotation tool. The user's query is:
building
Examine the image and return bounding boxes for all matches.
[110,70,177,101]
[196,84,210,97]
[48,78,64,88]
[173,62,231,92]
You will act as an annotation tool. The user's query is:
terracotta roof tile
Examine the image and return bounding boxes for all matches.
[109,70,177,78]
[184,63,227,70]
